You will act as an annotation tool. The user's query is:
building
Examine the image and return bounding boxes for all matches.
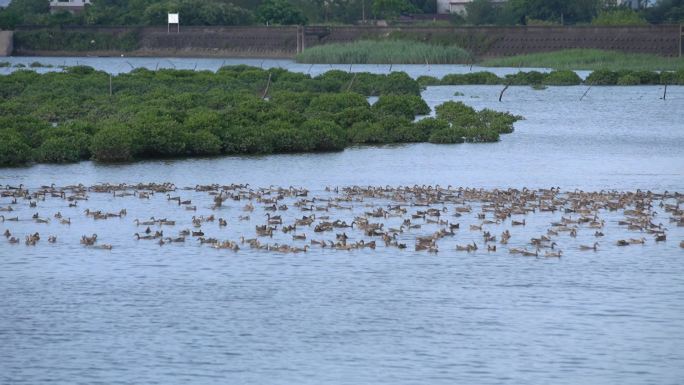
[436,0,507,15]
[49,0,91,13]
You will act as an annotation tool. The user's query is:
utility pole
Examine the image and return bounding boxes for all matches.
[362,0,366,23]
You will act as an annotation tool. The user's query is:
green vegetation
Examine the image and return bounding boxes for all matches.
[256,0,307,25]
[0,0,682,30]
[418,68,680,87]
[0,66,520,166]
[591,8,648,26]
[295,40,471,64]
[480,49,684,71]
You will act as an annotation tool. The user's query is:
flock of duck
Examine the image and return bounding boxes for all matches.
[1,183,683,256]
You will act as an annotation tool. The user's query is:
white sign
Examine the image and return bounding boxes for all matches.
[168,13,179,24]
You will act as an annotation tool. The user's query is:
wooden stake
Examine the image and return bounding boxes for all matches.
[499,84,509,102]
[662,83,668,100]
[346,72,357,91]
[262,73,272,99]
[580,86,592,101]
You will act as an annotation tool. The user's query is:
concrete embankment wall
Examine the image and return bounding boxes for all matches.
[11,25,683,58]
[0,30,13,57]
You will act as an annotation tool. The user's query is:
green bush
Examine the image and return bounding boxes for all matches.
[417,75,440,87]
[617,74,641,86]
[307,93,369,114]
[414,117,450,139]
[372,94,430,119]
[187,130,222,156]
[478,109,521,134]
[586,69,619,85]
[505,71,545,85]
[0,132,32,166]
[429,127,467,144]
[543,70,582,86]
[90,124,138,162]
[35,137,82,163]
[334,106,374,129]
[592,8,648,26]
[301,119,346,151]
[441,71,502,85]
[435,101,480,127]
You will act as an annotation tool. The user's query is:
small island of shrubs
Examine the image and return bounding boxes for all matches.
[417,69,684,87]
[0,66,521,167]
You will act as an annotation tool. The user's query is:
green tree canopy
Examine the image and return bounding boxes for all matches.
[372,0,418,19]
[256,0,307,25]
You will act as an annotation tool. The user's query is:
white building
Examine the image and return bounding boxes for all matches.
[436,0,507,15]
[49,0,91,13]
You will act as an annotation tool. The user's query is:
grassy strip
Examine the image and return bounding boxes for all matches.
[296,40,472,64]
[0,66,518,166]
[480,49,684,71]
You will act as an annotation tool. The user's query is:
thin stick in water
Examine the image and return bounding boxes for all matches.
[499,84,510,102]
[580,86,592,101]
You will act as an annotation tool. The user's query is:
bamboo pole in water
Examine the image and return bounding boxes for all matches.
[580,86,592,101]
[499,84,509,102]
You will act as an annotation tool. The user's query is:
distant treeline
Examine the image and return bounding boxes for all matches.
[417,69,684,86]
[0,0,681,30]
[0,66,520,166]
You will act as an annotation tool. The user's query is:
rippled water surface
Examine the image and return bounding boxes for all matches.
[1,58,684,385]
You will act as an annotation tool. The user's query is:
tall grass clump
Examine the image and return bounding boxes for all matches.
[480,49,684,71]
[296,40,472,64]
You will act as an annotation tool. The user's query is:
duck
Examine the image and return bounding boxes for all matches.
[628,237,646,245]
[48,235,57,243]
[579,242,599,251]
[616,239,630,247]
[544,250,562,258]
[3,229,10,238]
[654,233,666,242]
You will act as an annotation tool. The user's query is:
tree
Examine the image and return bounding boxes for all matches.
[465,0,499,25]
[256,0,307,25]
[644,0,684,23]
[371,0,418,19]
[504,0,603,24]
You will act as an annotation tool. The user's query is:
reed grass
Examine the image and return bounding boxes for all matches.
[480,49,684,71]
[296,40,472,64]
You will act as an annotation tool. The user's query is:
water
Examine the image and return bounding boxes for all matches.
[1,58,684,385]
[0,55,591,78]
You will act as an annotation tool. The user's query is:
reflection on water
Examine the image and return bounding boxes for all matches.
[1,58,684,385]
